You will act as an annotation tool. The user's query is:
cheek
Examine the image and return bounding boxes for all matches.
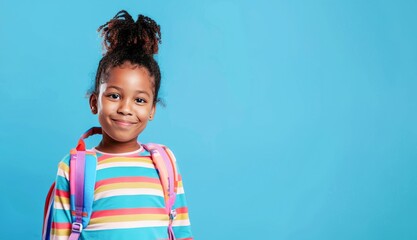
[97,98,117,116]
[135,107,152,120]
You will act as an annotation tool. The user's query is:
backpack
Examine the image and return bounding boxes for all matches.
[42,127,179,240]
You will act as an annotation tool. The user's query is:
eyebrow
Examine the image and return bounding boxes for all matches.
[107,85,151,97]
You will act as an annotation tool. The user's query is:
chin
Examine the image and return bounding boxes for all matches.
[101,128,137,142]
[111,133,138,143]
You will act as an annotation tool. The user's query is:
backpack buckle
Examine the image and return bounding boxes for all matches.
[72,222,83,233]
[169,209,177,220]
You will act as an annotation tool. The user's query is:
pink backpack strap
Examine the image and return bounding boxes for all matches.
[69,150,86,240]
[142,143,179,240]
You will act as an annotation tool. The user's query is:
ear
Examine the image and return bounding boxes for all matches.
[89,93,98,115]
[149,103,156,121]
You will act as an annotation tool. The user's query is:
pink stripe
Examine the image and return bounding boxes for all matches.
[91,207,167,218]
[52,222,71,229]
[56,189,69,198]
[95,177,160,188]
[175,207,189,214]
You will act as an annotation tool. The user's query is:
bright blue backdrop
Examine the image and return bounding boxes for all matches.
[1,0,417,239]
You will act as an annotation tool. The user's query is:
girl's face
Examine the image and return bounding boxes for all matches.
[89,62,156,152]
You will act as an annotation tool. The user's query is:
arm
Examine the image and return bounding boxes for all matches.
[166,148,194,240]
[50,155,72,240]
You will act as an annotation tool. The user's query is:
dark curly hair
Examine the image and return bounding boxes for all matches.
[90,10,162,105]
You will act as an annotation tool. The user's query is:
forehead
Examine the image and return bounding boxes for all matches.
[105,64,154,92]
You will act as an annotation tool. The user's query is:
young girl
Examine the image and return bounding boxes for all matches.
[49,10,193,240]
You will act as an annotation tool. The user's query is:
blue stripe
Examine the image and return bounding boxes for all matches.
[173,226,193,239]
[96,167,160,181]
[173,193,188,209]
[81,226,169,240]
[55,175,69,191]
[93,195,165,210]
[54,209,72,223]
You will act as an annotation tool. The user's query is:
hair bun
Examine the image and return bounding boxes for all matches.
[98,10,161,56]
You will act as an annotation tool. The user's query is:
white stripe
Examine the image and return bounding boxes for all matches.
[172,219,191,227]
[57,167,67,178]
[51,235,72,240]
[91,145,144,155]
[95,188,164,200]
[53,201,70,210]
[86,220,169,230]
[97,162,155,170]
[177,187,184,194]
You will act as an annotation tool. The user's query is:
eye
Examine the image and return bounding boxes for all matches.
[106,93,120,100]
[135,98,146,104]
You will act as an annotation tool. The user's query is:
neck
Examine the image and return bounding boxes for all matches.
[95,135,140,154]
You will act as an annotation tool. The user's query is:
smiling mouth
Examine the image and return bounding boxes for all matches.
[112,119,137,127]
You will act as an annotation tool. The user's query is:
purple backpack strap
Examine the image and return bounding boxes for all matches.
[142,143,178,240]
[69,151,86,240]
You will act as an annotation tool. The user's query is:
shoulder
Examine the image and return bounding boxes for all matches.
[57,153,71,168]
[142,143,177,161]
[55,153,71,181]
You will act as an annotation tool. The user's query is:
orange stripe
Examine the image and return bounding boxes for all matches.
[97,155,152,162]
[95,182,162,194]
[91,208,167,218]
[70,149,95,155]
[54,195,69,204]
[52,228,71,236]
[71,211,88,217]
[97,154,115,161]
[95,177,160,189]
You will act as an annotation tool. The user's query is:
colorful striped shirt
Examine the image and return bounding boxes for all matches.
[50,145,193,240]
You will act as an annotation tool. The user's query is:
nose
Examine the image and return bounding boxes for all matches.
[117,99,133,116]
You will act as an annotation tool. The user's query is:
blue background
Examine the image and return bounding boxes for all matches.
[1,0,417,239]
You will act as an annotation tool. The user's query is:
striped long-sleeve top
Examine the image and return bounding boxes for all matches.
[50,145,193,240]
